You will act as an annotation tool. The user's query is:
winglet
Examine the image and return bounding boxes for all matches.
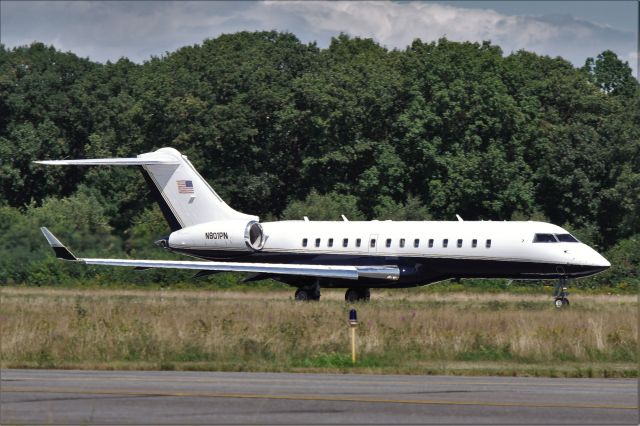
[40,227,77,261]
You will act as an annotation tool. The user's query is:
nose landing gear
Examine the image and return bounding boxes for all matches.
[553,278,570,308]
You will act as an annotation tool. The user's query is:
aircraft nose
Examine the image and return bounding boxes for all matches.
[573,244,610,269]
[595,253,611,269]
[565,244,610,277]
[584,247,610,269]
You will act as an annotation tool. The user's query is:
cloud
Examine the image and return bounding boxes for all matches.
[259,1,635,72]
[1,1,636,75]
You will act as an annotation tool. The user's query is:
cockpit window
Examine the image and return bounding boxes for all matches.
[555,233,579,243]
[533,233,557,243]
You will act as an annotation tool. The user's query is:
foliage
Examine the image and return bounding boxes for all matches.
[0,33,638,287]
[582,235,640,291]
[0,193,117,285]
[280,190,365,221]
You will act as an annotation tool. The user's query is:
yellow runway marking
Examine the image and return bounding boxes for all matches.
[3,387,638,410]
[4,375,636,388]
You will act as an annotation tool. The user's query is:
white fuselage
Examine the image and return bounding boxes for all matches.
[259,220,603,266]
[167,219,610,288]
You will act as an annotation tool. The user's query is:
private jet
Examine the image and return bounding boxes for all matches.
[36,147,610,307]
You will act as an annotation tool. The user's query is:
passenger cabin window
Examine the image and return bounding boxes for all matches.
[356,238,361,248]
[386,238,392,248]
[472,239,477,248]
[457,239,463,248]
[370,238,376,248]
[414,239,420,248]
[533,233,557,243]
[302,238,308,247]
[443,239,448,248]
[343,238,348,247]
[315,238,321,247]
[486,239,492,248]
[428,239,434,248]
[556,234,579,243]
[400,238,405,248]
[328,238,334,247]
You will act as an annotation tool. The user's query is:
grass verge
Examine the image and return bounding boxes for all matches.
[1,287,637,377]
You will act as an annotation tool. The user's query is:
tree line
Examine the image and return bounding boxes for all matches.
[0,32,637,289]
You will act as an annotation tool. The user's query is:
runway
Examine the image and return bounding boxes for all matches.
[1,369,637,424]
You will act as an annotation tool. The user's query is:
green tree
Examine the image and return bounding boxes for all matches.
[0,194,119,285]
[280,190,365,221]
[1,34,639,287]
[582,50,637,97]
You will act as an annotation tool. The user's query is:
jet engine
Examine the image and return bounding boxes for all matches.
[168,220,266,251]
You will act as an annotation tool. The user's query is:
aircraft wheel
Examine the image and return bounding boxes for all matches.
[362,288,371,301]
[345,288,370,302]
[345,289,359,303]
[554,297,569,308]
[310,289,321,301]
[295,289,310,301]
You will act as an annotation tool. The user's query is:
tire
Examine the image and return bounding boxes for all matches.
[562,298,570,307]
[362,288,371,301]
[295,289,309,301]
[345,289,359,303]
[554,298,564,309]
[345,288,370,302]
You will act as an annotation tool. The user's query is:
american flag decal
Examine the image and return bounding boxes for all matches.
[177,180,194,194]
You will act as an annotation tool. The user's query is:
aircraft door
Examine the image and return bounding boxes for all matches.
[368,234,378,253]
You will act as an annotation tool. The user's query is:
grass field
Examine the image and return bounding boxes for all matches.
[1,287,637,377]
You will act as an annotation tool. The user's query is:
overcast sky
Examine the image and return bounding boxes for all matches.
[1,1,637,76]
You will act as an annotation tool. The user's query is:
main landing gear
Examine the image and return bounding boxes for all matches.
[553,277,570,308]
[345,288,370,303]
[295,280,321,301]
[293,283,372,303]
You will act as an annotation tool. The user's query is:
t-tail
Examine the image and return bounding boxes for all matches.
[35,147,257,230]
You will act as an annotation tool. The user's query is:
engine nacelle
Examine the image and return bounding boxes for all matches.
[168,220,266,252]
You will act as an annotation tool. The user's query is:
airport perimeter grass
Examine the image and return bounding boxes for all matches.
[1,287,637,377]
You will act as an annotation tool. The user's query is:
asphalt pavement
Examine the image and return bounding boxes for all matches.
[1,369,637,424]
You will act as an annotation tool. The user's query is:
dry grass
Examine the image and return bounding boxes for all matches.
[0,287,637,377]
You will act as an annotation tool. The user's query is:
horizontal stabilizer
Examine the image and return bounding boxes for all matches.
[34,158,179,166]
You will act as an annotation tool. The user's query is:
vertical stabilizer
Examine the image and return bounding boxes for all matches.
[138,148,257,229]
[35,147,258,230]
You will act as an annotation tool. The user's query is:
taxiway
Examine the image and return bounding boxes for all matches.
[1,369,637,424]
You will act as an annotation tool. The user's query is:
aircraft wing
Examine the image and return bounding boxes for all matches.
[40,228,400,281]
